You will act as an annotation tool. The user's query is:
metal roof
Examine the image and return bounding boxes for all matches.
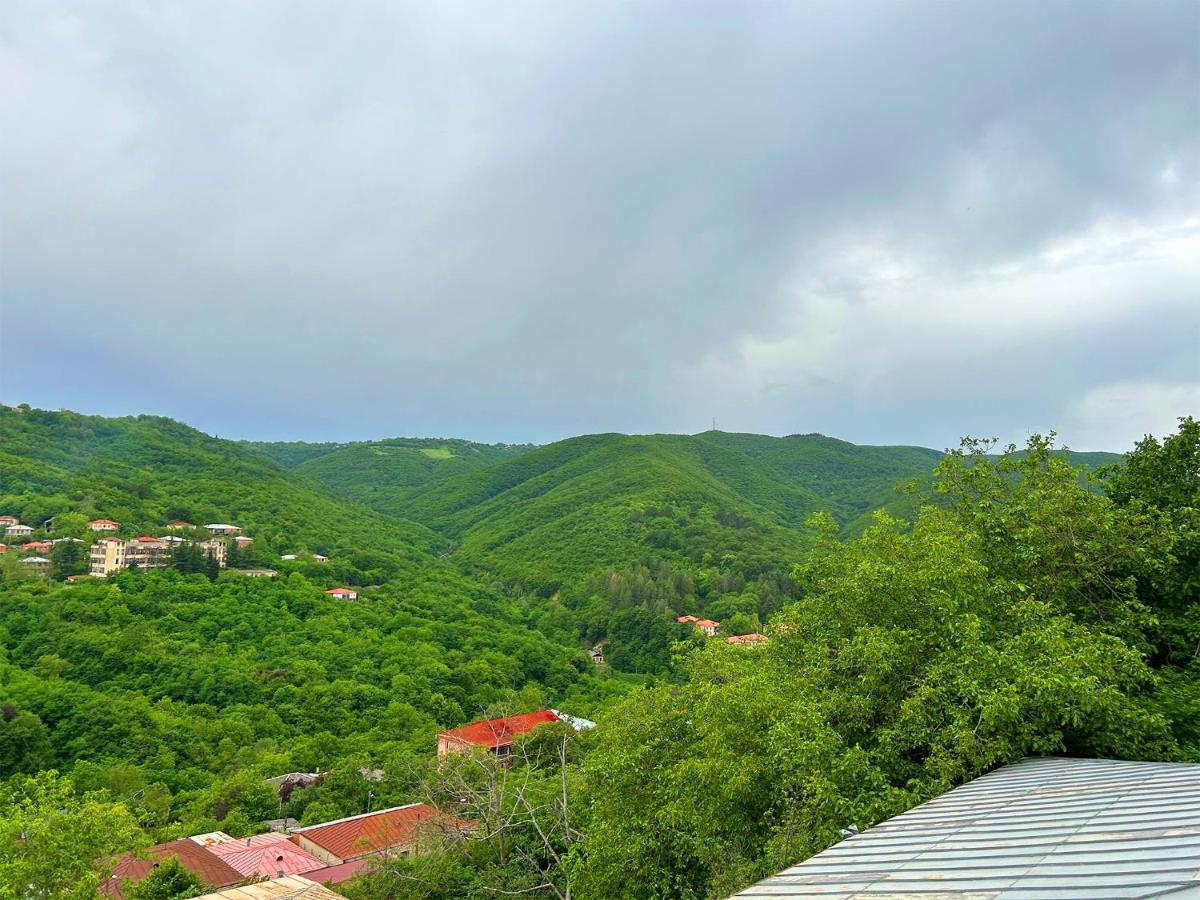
[734,756,1200,900]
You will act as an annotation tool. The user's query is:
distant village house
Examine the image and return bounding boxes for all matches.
[89,519,120,532]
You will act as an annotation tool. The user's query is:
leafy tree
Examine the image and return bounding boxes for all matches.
[128,857,204,900]
[0,770,142,900]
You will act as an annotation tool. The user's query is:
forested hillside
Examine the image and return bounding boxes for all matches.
[3,405,1191,900]
[253,429,1118,593]
[0,407,443,568]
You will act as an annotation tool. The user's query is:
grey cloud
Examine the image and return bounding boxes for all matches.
[1,0,1197,448]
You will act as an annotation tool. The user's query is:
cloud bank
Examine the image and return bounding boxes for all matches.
[2,0,1197,450]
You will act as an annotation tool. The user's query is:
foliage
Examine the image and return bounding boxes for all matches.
[127,858,204,900]
[0,770,142,900]
[577,438,1180,898]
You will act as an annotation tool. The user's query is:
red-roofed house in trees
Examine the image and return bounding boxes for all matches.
[291,803,469,865]
[725,633,768,646]
[89,519,120,532]
[437,710,562,759]
[103,839,241,897]
[326,587,358,600]
[22,541,52,554]
[0,516,17,527]
[695,619,721,637]
[676,615,699,624]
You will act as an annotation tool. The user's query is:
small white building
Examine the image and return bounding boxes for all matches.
[5,523,33,537]
[205,524,243,535]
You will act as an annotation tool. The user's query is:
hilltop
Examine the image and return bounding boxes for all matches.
[254,429,1119,592]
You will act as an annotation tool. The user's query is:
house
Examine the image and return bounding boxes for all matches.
[676,615,699,624]
[234,536,254,548]
[312,554,329,563]
[89,519,120,532]
[0,544,9,554]
[205,524,243,535]
[21,556,50,572]
[236,568,278,578]
[0,515,18,527]
[725,633,768,646]
[159,535,187,545]
[588,644,606,666]
[22,541,52,554]
[188,832,234,847]
[695,618,721,637]
[190,875,346,900]
[735,756,1200,899]
[280,554,297,561]
[168,521,194,530]
[290,803,468,865]
[204,832,325,879]
[5,523,33,537]
[326,587,358,600]
[103,839,242,897]
[263,818,299,833]
[437,710,563,758]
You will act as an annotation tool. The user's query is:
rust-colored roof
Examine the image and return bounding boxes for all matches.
[90,519,119,525]
[325,588,356,596]
[292,803,463,861]
[676,615,699,623]
[695,619,720,628]
[438,710,560,749]
[206,833,325,878]
[725,633,768,645]
[104,839,242,897]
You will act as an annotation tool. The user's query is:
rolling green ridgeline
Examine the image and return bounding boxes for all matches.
[253,429,1120,591]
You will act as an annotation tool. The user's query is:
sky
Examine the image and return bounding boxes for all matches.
[1,1,1197,450]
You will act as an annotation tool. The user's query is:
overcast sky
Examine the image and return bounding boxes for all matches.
[1,1,1197,450]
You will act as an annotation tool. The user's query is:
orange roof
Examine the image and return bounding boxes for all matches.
[676,615,699,623]
[90,519,119,525]
[725,633,768,645]
[438,710,560,749]
[695,619,720,628]
[293,803,464,861]
[326,587,356,596]
[132,536,160,543]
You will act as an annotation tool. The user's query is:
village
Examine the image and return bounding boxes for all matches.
[0,515,336,585]
[101,708,595,898]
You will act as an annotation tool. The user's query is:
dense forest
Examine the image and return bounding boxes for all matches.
[1,405,1194,899]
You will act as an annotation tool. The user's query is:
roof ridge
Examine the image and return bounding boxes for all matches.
[291,802,423,832]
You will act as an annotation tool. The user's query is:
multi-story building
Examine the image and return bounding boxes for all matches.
[89,538,127,577]
[89,535,227,577]
[126,536,173,569]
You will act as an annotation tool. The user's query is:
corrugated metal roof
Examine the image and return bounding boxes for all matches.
[734,757,1200,899]
[191,875,345,900]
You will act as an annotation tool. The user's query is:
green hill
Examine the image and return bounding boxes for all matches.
[262,429,1119,593]
[0,407,444,567]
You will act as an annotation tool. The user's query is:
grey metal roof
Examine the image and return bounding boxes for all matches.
[734,756,1200,900]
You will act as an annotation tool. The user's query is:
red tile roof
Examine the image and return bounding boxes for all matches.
[293,803,464,861]
[676,615,699,623]
[90,519,119,525]
[695,619,720,628]
[326,588,356,596]
[303,858,373,885]
[132,536,160,543]
[22,542,51,551]
[206,833,325,878]
[103,839,242,897]
[438,710,560,750]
